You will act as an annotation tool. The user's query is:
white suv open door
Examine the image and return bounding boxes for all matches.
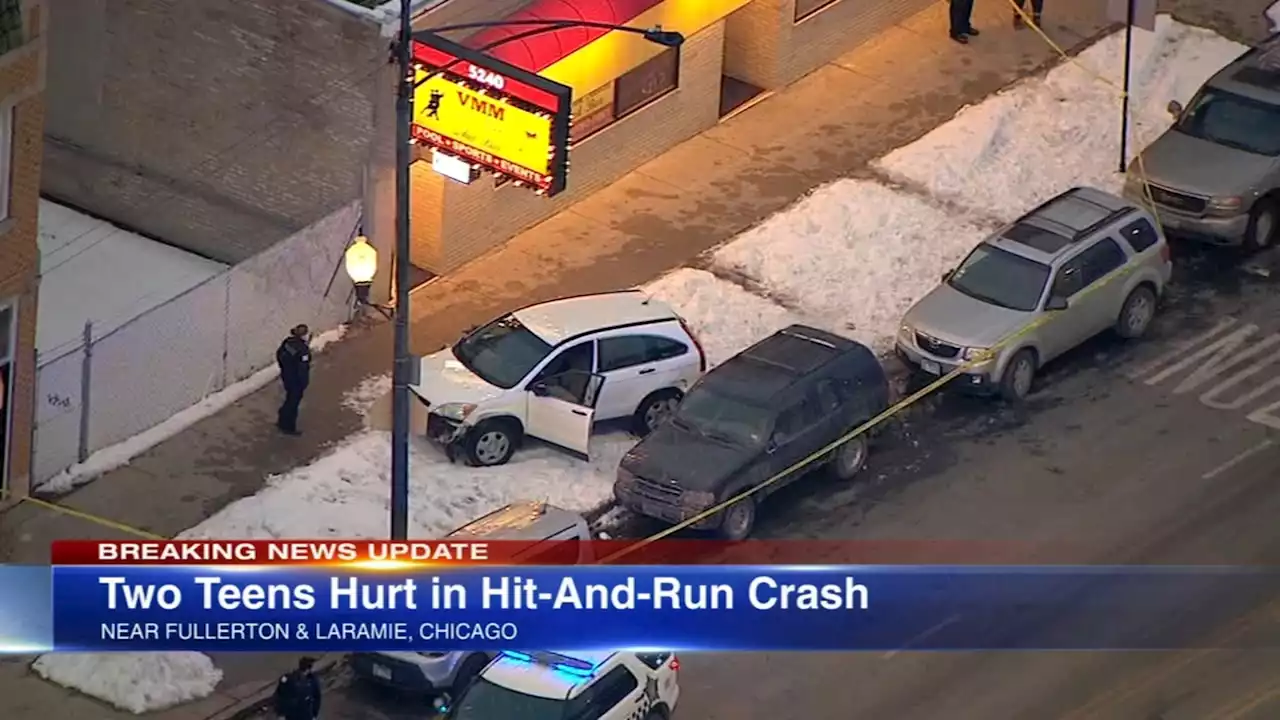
[526,370,604,459]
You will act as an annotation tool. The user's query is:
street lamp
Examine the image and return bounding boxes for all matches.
[344,234,392,318]
[387,1,685,541]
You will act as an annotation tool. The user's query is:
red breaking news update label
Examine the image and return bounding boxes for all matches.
[50,539,1069,566]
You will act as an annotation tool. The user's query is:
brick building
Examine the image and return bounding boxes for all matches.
[43,0,929,288]
[388,0,936,275]
[0,0,45,504]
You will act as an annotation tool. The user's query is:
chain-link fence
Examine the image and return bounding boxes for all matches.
[31,202,361,487]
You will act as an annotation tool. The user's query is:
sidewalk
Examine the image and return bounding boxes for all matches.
[0,0,1271,717]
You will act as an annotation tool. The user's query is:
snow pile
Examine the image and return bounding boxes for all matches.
[32,652,222,714]
[38,326,349,495]
[180,430,632,541]
[710,181,993,353]
[644,269,802,367]
[875,15,1246,220]
[343,373,393,419]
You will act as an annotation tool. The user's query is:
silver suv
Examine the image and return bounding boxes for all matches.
[896,187,1173,401]
[1122,37,1280,249]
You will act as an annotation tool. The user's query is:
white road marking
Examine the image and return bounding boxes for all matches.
[882,615,960,659]
[1126,317,1238,381]
[1201,439,1276,480]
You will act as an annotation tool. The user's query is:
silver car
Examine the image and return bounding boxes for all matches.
[1122,37,1280,249]
[897,187,1173,401]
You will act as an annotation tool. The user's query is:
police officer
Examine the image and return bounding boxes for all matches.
[276,324,312,435]
[273,657,322,720]
[949,0,979,44]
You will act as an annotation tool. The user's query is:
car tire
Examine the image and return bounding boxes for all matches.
[1114,285,1157,340]
[1244,200,1276,252]
[831,434,869,480]
[717,495,756,541]
[450,653,489,697]
[999,349,1037,402]
[632,389,683,437]
[463,420,519,467]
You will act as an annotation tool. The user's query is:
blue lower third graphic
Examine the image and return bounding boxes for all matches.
[41,565,1280,652]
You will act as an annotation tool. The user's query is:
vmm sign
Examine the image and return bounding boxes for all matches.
[410,32,573,196]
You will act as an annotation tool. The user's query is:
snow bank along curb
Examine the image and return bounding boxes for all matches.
[35,326,350,497]
[32,652,224,715]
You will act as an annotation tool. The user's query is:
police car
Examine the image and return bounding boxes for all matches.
[349,503,595,697]
[435,650,681,720]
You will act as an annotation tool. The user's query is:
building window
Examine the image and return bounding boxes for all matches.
[614,48,679,119]
[570,47,679,143]
[795,0,841,22]
[0,106,12,222]
[571,83,617,143]
[0,0,23,55]
[0,302,14,493]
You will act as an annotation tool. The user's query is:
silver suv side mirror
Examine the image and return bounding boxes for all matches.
[1045,296,1069,311]
[1166,100,1183,118]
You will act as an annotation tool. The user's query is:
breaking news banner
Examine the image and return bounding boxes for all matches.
[1,540,1276,654]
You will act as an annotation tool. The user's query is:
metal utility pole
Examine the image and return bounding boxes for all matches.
[390,0,413,540]
[1119,0,1135,173]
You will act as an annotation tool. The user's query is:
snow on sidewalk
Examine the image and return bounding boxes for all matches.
[710,181,993,353]
[874,15,1246,220]
[644,268,805,366]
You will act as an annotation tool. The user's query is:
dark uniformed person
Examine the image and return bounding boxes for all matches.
[949,0,979,43]
[276,324,312,435]
[273,657,322,720]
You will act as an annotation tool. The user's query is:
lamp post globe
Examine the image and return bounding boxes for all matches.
[345,235,379,304]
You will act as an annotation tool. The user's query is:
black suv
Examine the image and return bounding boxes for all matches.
[614,325,890,540]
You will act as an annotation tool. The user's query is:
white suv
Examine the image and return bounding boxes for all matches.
[437,650,681,720]
[411,290,706,466]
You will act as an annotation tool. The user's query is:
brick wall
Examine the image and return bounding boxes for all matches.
[783,0,934,85]
[41,0,385,263]
[409,20,727,273]
[724,0,935,90]
[0,0,46,504]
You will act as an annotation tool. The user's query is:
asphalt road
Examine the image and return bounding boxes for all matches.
[310,244,1280,719]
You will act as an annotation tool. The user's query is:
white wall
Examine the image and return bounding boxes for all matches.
[32,202,360,486]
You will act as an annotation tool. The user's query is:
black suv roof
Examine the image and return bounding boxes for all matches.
[697,325,868,404]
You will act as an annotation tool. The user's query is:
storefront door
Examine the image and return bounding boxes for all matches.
[0,301,13,495]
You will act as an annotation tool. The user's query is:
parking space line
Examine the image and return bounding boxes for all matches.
[1201,439,1275,480]
[881,615,960,659]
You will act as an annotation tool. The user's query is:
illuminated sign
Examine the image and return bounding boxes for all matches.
[410,33,572,196]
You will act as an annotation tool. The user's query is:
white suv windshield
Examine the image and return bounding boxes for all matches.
[452,316,553,389]
[948,244,1051,312]
[449,678,568,720]
[1176,88,1280,157]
